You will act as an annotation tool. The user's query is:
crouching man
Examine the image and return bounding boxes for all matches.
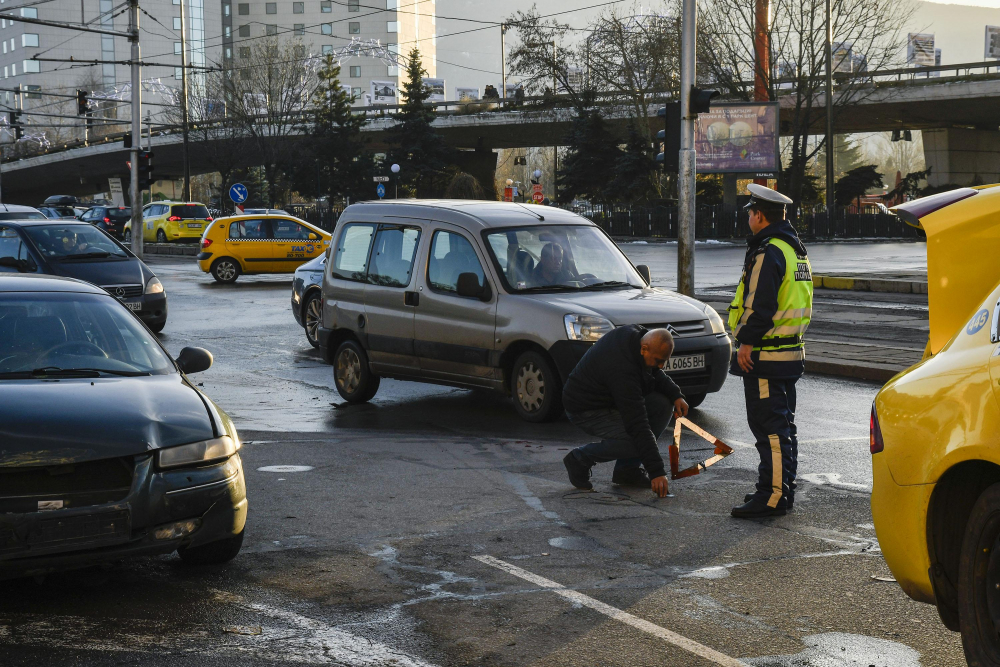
[562,325,689,498]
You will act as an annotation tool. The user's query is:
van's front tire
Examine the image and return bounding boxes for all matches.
[334,339,380,403]
[511,350,562,423]
[958,482,1000,665]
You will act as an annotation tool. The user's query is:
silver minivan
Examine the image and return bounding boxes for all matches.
[317,200,731,422]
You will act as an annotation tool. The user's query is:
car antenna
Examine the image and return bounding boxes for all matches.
[515,202,543,221]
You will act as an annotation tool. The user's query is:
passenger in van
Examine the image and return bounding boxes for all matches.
[531,242,571,286]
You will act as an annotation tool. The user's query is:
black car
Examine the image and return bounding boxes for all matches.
[0,220,167,332]
[79,205,131,239]
[291,252,326,347]
[0,274,247,578]
[42,195,81,207]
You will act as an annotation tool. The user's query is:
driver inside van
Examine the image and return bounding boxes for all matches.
[532,242,571,287]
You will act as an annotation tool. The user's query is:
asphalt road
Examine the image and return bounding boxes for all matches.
[0,248,963,667]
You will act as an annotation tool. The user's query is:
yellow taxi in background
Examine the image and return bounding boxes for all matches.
[197,214,331,283]
[873,184,1000,663]
[124,201,213,244]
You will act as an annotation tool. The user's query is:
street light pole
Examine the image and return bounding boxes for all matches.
[500,23,507,101]
[677,0,697,297]
[179,0,191,202]
[825,0,834,219]
[129,0,142,259]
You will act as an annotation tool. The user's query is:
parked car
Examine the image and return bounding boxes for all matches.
[38,206,78,219]
[123,201,213,244]
[42,195,80,207]
[197,214,331,283]
[79,205,131,239]
[291,253,326,347]
[0,219,167,332]
[0,274,246,578]
[0,204,46,220]
[317,200,731,422]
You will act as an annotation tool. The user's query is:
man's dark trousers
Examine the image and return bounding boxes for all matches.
[568,393,672,471]
[744,376,798,507]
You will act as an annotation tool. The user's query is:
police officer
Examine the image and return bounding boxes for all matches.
[728,184,813,519]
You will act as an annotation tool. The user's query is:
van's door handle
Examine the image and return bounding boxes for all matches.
[404,291,419,306]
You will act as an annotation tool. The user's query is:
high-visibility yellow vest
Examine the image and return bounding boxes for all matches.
[728,237,813,353]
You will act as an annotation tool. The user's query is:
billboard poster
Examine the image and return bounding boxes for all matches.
[456,87,480,101]
[423,77,445,102]
[907,33,935,67]
[693,102,780,176]
[832,42,854,74]
[986,26,1000,59]
[370,80,398,105]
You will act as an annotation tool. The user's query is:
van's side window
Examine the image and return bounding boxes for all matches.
[428,230,484,294]
[331,222,376,282]
[367,225,420,288]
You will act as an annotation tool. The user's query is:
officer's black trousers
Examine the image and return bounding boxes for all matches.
[743,376,798,508]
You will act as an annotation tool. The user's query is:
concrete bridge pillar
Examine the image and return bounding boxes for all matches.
[922,128,1000,187]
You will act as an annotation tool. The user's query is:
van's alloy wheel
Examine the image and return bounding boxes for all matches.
[958,482,1000,665]
[333,339,380,402]
[336,346,362,394]
[304,292,322,348]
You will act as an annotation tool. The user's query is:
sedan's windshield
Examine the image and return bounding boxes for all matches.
[0,293,174,376]
[485,225,645,292]
[24,224,128,259]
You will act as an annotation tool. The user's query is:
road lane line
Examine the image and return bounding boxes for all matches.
[473,555,748,667]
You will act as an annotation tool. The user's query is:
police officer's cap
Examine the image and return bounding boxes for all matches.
[744,183,793,211]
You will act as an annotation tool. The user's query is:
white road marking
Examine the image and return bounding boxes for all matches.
[257,465,314,473]
[799,472,871,492]
[473,555,748,667]
[503,471,566,525]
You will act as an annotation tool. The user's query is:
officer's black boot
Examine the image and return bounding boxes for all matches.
[612,468,651,488]
[731,494,787,518]
[563,450,593,490]
[744,492,793,510]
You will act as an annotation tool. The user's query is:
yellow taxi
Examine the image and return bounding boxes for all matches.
[196,214,332,283]
[124,201,213,244]
[873,184,1000,662]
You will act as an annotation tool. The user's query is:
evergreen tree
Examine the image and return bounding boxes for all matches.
[388,48,453,196]
[834,165,883,207]
[609,122,657,203]
[556,103,622,203]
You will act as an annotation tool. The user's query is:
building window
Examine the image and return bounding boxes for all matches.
[175,67,182,79]
[9,63,14,76]
[293,45,305,57]
[173,16,181,29]
[388,65,398,76]
[21,33,38,47]
[386,0,397,8]
[3,67,7,78]
[19,7,36,18]
[3,42,7,54]
[349,65,361,78]
[322,44,332,54]
[387,42,397,55]
[223,3,230,15]
[22,59,37,73]
[386,21,398,32]
[320,23,331,35]
[320,0,331,11]
[225,46,232,58]
[348,0,358,9]
[238,2,249,14]
[239,46,250,59]
[9,38,14,51]
[352,86,361,98]
[265,2,276,13]
[238,24,249,36]
[349,21,359,34]
[292,1,303,11]
[174,41,181,54]
[266,23,277,35]
[224,25,231,37]
[293,23,304,35]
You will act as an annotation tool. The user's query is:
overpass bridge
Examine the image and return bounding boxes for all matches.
[4,61,1000,203]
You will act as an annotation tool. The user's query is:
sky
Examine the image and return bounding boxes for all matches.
[434,0,1000,92]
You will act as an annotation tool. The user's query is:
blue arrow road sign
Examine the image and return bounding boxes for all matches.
[376,183,386,199]
[229,183,248,203]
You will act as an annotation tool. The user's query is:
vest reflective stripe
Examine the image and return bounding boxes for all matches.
[728,237,813,352]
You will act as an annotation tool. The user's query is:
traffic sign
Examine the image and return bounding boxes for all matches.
[229,183,248,203]
[373,176,390,182]
[376,183,386,198]
[532,183,544,203]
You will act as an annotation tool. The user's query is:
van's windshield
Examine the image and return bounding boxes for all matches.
[485,225,644,293]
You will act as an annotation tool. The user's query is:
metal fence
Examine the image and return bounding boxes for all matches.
[562,204,925,240]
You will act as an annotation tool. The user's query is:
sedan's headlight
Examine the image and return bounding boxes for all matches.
[703,304,726,334]
[157,436,237,469]
[145,276,164,294]
[564,314,615,341]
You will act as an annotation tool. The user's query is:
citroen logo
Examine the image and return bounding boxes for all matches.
[666,324,679,336]
[115,287,126,298]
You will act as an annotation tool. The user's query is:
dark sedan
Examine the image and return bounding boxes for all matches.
[0,219,167,333]
[0,275,247,578]
[291,252,326,347]
[79,205,131,239]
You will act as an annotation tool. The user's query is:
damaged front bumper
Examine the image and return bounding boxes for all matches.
[0,453,247,579]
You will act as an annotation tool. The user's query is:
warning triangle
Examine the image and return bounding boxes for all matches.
[669,417,735,480]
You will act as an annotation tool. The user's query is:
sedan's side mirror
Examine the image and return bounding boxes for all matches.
[635,264,651,285]
[176,347,213,374]
[0,256,29,272]
[456,272,492,302]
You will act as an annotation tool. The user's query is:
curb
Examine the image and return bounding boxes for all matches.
[805,359,900,384]
[142,243,199,257]
[813,274,927,294]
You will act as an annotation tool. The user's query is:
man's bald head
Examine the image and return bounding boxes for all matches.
[640,328,674,369]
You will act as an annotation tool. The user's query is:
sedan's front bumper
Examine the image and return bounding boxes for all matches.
[122,292,167,329]
[0,453,247,579]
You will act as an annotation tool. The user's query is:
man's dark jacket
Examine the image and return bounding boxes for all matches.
[562,324,684,479]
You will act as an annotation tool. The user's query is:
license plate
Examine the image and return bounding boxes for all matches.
[124,301,142,311]
[187,223,202,228]
[667,354,705,372]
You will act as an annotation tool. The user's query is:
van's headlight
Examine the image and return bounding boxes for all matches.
[703,304,725,334]
[157,436,237,469]
[145,276,164,294]
[564,314,615,341]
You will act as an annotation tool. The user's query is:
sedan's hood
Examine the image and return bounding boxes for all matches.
[530,286,708,324]
[0,375,215,466]
[47,257,149,289]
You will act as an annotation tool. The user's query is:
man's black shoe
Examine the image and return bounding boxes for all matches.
[731,496,786,518]
[612,468,652,488]
[744,493,793,510]
[563,451,593,490]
